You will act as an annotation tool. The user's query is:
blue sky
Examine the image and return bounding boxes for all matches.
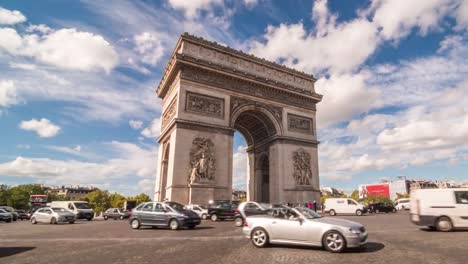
[0,0,467,197]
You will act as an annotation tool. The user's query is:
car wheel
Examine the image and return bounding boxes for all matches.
[329,210,336,216]
[436,216,453,232]
[201,214,207,220]
[375,209,380,213]
[6,219,11,223]
[235,217,244,227]
[51,217,57,225]
[69,221,75,224]
[187,225,196,230]
[104,215,108,220]
[251,228,269,248]
[356,210,363,216]
[211,214,218,222]
[31,217,37,224]
[131,219,140,229]
[169,219,179,230]
[392,208,397,213]
[120,215,124,220]
[87,217,93,221]
[323,231,347,253]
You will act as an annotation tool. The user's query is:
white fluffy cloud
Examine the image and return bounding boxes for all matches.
[133,32,164,66]
[232,145,248,190]
[138,178,155,193]
[368,0,460,41]
[0,80,18,107]
[141,118,161,138]
[250,20,379,75]
[168,0,223,18]
[19,118,61,138]
[318,40,468,180]
[455,0,468,30]
[129,120,143,130]
[316,73,381,128]
[0,27,118,73]
[0,141,158,187]
[0,7,26,25]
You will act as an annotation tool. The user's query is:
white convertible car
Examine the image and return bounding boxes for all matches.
[243,207,368,253]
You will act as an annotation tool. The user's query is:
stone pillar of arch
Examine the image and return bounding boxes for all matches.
[153,33,323,205]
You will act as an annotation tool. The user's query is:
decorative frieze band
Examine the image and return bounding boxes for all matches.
[181,65,317,111]
[185,91,224,118]
[182,41,315,92]
[288,113,313,134]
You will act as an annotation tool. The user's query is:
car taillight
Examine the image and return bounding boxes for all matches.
[243,220,248,227]
[235,209,240,214]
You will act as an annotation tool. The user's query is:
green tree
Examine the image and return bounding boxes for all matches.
[8,184,45,209]
[47,192,68,202]
[130,193,151,205]
[363,194,394,206]
[109,193,126,208]
[320,194,331,205]
[0,184,11,206]
[350,190,360,201]
[84,190,110,213]
[396,192,410,200]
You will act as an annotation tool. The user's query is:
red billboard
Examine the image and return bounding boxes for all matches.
[359,184,390,199]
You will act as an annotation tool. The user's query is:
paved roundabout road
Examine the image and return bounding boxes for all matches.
[1,212,467,264]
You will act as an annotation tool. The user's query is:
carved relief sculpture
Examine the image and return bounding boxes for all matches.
[188,137,216,184]
[288,114,313,134]
[186,92,224,118]
[292,148,313,185]
[162,96,177,129]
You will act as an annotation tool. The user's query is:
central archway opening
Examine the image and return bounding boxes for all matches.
[231,109,278,203]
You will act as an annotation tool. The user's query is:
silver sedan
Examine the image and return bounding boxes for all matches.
[31,207,76,224]
[243,207,368,253]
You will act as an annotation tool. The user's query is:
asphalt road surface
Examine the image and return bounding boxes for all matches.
[1,211,467,264]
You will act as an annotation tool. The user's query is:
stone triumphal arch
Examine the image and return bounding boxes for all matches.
[154,33,323,205]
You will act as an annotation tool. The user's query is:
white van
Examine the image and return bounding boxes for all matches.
[395,198,410,210]
[324,198,367,216]
[410,188,468,231]
[49,201,94,221]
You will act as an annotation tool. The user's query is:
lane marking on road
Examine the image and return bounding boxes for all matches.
[1,235,246,243]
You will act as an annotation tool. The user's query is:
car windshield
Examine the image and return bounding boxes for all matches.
[52,208,68,212]
[74,203,91,209]
[166,202,185,212]
[1,207,13,212]
[296,207,322,219]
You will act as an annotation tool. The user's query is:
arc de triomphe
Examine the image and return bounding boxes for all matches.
[154,33,322,205]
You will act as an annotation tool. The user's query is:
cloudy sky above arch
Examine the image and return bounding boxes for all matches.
[0,0,467,196]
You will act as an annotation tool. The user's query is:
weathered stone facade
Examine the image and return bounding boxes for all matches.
[154,33,322,205]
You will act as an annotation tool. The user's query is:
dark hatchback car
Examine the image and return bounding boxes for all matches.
[103,208,130,220]
[16,210,29,220]
[129,201,200,230]
[208,200,238,222]
[368,203,397,213]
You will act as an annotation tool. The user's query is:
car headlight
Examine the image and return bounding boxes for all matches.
[349,228,361,234]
